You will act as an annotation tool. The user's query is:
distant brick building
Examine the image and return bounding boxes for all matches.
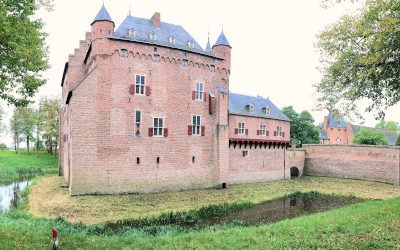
[320,113,398,145]
[59,6,296,195]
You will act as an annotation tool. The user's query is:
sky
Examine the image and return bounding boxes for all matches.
[0,0,399,146]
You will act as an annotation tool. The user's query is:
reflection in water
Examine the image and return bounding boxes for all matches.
[0,180,32,212]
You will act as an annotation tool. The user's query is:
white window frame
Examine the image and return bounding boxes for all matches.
[135,110,142,136]
[135,74,146,95]
[153,117,164,137]
[238,122,245,135]
[259,124,266,136]
[262,106,271,115]
[277,126,283,137]
[192,115,201,135]
[195,82,204,100]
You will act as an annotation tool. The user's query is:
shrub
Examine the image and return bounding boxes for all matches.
[352,128,388,145]
[0,143,7,150]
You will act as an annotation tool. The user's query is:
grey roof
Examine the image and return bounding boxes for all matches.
[319,125,329,140]
[352,125,398,145]
[112,15,217,58]
[92,5,113,24]
[205,38,212,53]
[327,113,347,128]
[229,93,290,121]
[214,31,231,47]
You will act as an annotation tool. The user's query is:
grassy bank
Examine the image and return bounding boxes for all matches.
[28,175,400,224]
[2,195,400,249]
[0,150,58,183]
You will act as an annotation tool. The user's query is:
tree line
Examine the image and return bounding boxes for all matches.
[10,97,60,156]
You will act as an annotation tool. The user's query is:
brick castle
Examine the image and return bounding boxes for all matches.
[59,6,302,195]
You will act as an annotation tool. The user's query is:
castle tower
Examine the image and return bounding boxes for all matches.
[91,4,115,40]
[212,30,232,70]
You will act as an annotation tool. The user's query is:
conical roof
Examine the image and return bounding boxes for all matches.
[205,37,212,53]
[91,5,113,25]
[214,31,231,47]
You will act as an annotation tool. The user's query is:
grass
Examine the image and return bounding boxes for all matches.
[28,175,400,224]
[1,195,400,249]
[0,150,58,183]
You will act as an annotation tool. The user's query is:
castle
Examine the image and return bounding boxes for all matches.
[59,6,302,195]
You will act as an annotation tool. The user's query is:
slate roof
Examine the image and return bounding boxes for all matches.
[229,93,290,121]
[351,125,398,145]
[92,5,113,24]
[214,31,230,47]
[110,15,218,58]
[320,125,329,140]
[327,113,347,128]
[205,38,212,53]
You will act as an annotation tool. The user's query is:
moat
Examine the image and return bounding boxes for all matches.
[0,179,32,212]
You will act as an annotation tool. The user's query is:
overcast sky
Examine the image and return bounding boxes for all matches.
[1,0,399,146]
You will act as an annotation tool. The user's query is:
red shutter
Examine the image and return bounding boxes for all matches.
[266,131,269,136]
[245,129,248,135]
[204,92,207,101]
[282,132,285,137]
[188,125,193,135]
[209,96,213,114]
[148,128,153,137]
[274,131,277,136]
[145,86,151,96]
[201,126,205,136]
[256,130,260,135]
[129,84,135,95]
[235,128,238,134]
[192,91,196,100]
[164,128,168,137]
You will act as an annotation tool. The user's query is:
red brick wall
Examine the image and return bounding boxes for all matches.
[229,147,305,184]
[303,144,400,185]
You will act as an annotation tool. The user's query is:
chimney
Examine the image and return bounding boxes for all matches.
[323,115,328,129]
[151,12,160,28]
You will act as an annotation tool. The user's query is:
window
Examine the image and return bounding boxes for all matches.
[156,157,160,164]
[247,104,255,112]
[238,122,245,135]
[192,115,201,135]
[262,106,271,115]
[242,150,248,157]
[121,49,128,58]
[195,82,204,100]
[187,40,195,48]
[277,126,284,136]
[153,117,164,136]
[135,75,145,95]
[259,124,266,136]
[135,110,141,136]
[192,156,195,163]
[136,157,140,164]
[169,35,176,44]
[128,29,136,37]
[149,32,157,40]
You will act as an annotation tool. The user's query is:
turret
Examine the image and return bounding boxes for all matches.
[212,30,231,70]
[91,5,114,40]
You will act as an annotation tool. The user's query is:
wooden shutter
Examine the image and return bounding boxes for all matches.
[148,128,153,137]
[188,125,193,135]
[204,92,207,101]
[164,128,168,137]
[245,129,248,135]
[274,131,277,136]
[266,131,269,136]
[282,132,285,137]
[201,126,205,136]
[192,91,196,100]
[256,130,260,135]
[129,84,135,95]
[145,86,151,96]
[209,95,213,114]
[235,128,238,134]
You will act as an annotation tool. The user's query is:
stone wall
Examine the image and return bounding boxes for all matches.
[303,144,400,185]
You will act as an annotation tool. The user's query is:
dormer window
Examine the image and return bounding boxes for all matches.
[149,32,157,40]
[128,29,137,37]
[262,106,271,115]
[169,35,176,44]
[187,40,195,48]
[246,104,255,113]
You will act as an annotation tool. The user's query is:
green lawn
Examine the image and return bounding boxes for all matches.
[0,150,58,183]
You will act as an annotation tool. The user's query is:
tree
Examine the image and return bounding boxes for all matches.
[0,106,4,134]
[0,0,52,106]
[41,98,60,156]
[10,107,25,153]
[19,106,36,155]
[396,134,400,146]
[316,0,400,119]
[375,120,399,132]
[352,128,388,145]
[282,106,320,147]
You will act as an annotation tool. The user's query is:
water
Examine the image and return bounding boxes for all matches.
[197,193,363,227]
[0,179,32,212]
